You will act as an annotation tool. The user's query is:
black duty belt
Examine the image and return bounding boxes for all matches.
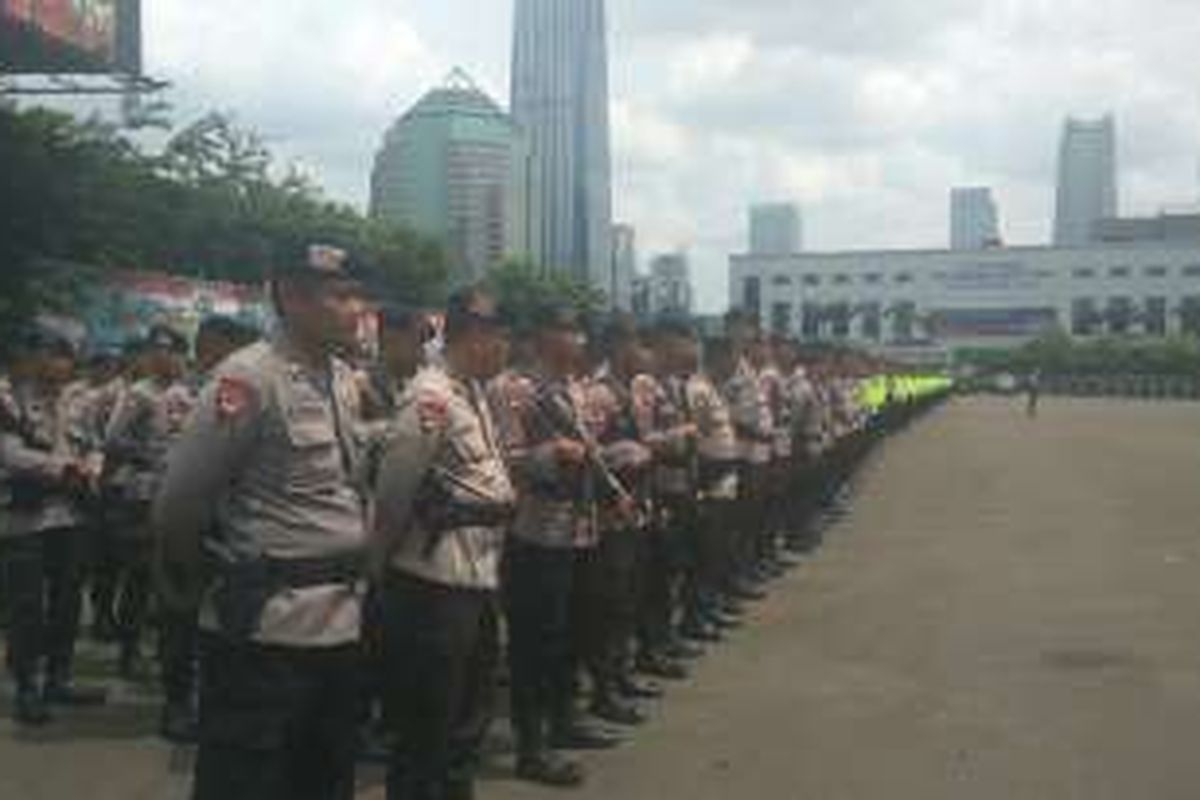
[212,553,363,641]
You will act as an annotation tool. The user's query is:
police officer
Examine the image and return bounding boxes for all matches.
[684,335,743,633]
[636,320,702,676]
[578,314,655,726]
[154,243,372,800]
[104,324,193,679]
[373,286,516,800]
[0,325,106,726]
[361,303,429,479]
[721,313,775,592]
[502,304,632,788]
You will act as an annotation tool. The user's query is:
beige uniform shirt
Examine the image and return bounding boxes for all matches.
[723,358,774,465]
[105,378,195,504]
[0,378,85,537]
[505,372,604,550]
[373,366,515,590]
[686,372,739,500]
[154,337,367,648]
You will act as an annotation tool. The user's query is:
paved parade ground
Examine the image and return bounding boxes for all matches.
[4,395,1200,800]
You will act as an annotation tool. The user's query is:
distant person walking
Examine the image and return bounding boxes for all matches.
[1025,370,1042,418]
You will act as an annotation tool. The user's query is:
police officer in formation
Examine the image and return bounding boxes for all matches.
[0,327,105,724]
[373,286,514,800]
[0,241,950,800]
[155,243,371,799]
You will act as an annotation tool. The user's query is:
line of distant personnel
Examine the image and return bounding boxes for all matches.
[0,241,952,800]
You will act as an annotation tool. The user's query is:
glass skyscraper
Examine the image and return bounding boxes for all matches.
[950,187,1001,251]
[510,0,614,292]
[1054,115,1118,247]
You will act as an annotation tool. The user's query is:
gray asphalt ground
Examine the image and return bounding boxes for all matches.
[3,396,1200,800]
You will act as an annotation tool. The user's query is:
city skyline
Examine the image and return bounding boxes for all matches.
[132,0,1200,311]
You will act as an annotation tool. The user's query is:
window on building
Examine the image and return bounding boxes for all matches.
[1109,266,1131,279]
[895,272,914,284]
[742,276,762,317]
[1144,266,1169,278]
[771,274,792,287]
[1072,299,1098,336]
[864,273,883,284]
[861,302,882,341]
[1107,297,1134,334]
[1181,296,1200,335]
[771,302,792,335]
[1073,268,1096,279]
[802,274,821,287]
[1183,265,1200,278]
[891,301,916,341]
[801,303,821,339]
[829,303,851,338]
[1144,297,1168,337]
[833,274,851,285]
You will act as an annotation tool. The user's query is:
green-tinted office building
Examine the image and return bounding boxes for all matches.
[370,69,530,284]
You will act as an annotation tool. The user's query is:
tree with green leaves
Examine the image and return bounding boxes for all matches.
[0,104,449,342]
[484,259,608,330]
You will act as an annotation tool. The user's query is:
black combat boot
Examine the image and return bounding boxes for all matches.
[590,682,646,726]
[15,684,52,726]
[43,664,107,708]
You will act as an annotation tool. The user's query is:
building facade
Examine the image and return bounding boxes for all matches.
[730,244,1200,350]
[950,187,1001,251]
[1090,212,1200,246]
[749,203,803,255]
[510,0,613,292]
[609,224,636,310]
[645,253,694,316]
[1054,115,1118,247]
[370,70,529,284]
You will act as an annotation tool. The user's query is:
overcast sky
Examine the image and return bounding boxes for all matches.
[133,0,1200,311]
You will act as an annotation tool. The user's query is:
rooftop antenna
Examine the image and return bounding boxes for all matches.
[443,66,478,92]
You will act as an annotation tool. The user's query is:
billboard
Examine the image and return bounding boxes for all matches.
[0,0,140,74]
[80,270,269,353]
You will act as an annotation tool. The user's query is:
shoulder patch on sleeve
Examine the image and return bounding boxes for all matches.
[215,376,256,421]
[416,388,451,433]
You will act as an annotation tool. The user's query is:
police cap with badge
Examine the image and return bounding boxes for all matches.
[271,241,373,289]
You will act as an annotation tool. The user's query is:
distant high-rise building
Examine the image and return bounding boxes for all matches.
[370,69,529,284]
[609,224,636,310]
[749,203,803,255]
[647,253,693,315]
[1054,115,1118,247]
[511,0,613,292]
[1090,211,1200,245]
[950,187,1001,250]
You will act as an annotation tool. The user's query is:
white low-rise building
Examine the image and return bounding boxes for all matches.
[730,244,1200,351]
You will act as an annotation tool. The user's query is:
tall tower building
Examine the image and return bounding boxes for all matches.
[1053,115,1118,247]
[950,187,1001,250]
[610,224,636,311]
[511,0,613,293]
[370,69,529,284]
[749,203,803,255]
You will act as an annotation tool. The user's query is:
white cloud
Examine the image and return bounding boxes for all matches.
[50,0,1200,312]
